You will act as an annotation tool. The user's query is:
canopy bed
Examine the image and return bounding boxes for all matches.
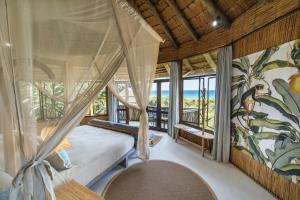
[0,0,162,199]
[0,0,299,199]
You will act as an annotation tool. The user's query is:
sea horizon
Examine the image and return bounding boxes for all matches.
[151,90,216,99]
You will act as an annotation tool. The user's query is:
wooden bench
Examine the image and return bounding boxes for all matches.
[174,124,214,157]
[55,180,104,200]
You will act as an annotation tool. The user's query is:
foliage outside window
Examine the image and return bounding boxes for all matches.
[33,82,108,120]
[182,75,216,132]
[88,88,107,116]
[33,81,64,120]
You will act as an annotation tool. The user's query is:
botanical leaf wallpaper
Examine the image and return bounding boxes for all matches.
[231,39,300,183]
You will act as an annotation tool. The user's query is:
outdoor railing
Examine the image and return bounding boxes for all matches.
[182,108,199,125]
[117,106,199,129]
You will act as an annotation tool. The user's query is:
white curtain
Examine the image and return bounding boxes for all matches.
[0,0,161,199]
[168,62,180,138]
[212,46,232,163]
[111,1,162,160]
[108,89,117,123]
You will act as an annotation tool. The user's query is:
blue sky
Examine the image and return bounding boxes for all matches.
[152,77,216,91]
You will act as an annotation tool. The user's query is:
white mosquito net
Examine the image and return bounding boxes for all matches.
[0,0,162,199]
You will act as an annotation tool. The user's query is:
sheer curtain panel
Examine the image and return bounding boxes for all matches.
[0,0,161,199]
[111,1,162,160]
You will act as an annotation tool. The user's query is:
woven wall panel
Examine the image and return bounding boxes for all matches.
[233,9,300,58]
[231,146,300,200]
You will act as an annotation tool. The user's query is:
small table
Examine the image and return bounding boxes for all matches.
[55,180,104,200]
[174,124,214,156]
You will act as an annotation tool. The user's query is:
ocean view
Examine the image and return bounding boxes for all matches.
[151,90,216,99]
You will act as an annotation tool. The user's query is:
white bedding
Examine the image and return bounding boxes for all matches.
[0,125,134,187]
[52,125,134,187]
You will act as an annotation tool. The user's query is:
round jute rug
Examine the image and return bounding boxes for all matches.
[103,160,216,200]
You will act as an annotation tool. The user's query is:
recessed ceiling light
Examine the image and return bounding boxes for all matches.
[212,20,218,27]
[212,16,221,27]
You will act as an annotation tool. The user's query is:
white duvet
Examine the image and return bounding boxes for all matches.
[52,125,134,187]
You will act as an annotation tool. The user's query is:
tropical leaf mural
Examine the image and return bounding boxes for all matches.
[231,39,300,183]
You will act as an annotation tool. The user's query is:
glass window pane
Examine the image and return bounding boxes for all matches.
[92,89,107,115]
[182,79,199,126]
[207,77,216,130]
[182,76,216,132]
[148,83,157,127]
[161,82,169,129]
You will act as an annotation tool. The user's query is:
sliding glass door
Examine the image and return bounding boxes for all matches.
[148,79,169,132]
[116,79,170,132]
[148,83,158,127]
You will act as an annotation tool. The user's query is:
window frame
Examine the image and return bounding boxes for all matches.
[180,74,216,134]
[87,87,108,116]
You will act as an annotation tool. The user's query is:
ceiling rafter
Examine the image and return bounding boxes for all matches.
[203,53,217,71]
[147,0,179,48]
[197,0,230,28]
[165,0,199,41]
[183,59,194,71]
[164,63,171,74]
[256,0,274,4]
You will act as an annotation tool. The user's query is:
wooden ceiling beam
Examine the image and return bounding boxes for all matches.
[256,0,274,4]
[147,0,179,48]
[165,0,199,41]
[183,59,194,71]
[203,53,217,71]
[163,63,171,74]
[183,68,215,77]
[197,0,230,28]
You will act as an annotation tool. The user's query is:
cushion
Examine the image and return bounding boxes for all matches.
[0,171,12,193]
[46,150,72,171]
[89,119,139,138]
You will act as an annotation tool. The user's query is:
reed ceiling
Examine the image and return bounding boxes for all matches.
[128,0,275,77]
[128,0,300,77]
[131,0,258,49]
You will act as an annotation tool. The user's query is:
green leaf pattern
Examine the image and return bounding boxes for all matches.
[231,39,300,182]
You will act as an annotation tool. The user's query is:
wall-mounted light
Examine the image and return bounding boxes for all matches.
[212,16,221,27]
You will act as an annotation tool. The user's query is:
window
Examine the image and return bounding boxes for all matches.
[115,81,137,124]
[33,81,65,120]
[182,75,216,132]
[88,88,108,116]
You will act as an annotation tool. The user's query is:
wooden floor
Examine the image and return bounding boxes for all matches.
[90,130,277,200]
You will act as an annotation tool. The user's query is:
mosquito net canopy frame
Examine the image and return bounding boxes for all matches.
[0,0,162,199]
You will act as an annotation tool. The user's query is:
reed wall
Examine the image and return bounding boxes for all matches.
[230,9,300,200]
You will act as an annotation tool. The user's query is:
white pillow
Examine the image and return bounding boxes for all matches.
[0,171,12,192]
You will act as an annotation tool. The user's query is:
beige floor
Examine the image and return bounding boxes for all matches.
[90,130,277,200]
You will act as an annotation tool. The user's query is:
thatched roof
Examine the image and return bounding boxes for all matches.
[127,0,300,78]
[132,0,257,50]
[127,0,277,77]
